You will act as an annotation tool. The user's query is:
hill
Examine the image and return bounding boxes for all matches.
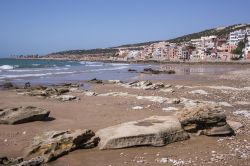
[46,23,250,56]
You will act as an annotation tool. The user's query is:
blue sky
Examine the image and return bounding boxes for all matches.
[0,0,250,57]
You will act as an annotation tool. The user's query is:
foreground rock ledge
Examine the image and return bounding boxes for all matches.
[0,106,50,125]
[96,116,189,150]
[27,129,99,162]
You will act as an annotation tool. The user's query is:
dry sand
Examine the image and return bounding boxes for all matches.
[0,66,250,166]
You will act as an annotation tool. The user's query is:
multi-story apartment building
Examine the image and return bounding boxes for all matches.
[144,41,170,60]
[229,28,250,45]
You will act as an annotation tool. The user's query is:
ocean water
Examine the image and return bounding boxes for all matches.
[0,59,240,85]
[0,59,149,85]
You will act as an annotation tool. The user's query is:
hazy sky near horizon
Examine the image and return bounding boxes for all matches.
[0,0,250,57]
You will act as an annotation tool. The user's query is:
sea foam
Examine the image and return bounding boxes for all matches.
[0,65,14,70]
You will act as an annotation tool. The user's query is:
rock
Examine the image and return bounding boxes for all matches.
[164,84,172,88]
[24,82,31,89]
[56,88,70,95]
[233,110,250,118]
[136,95,180,104]
[98,92,135,97]
[84,91,98,96]
[180,98,210,107]
[0,106,50,125]
[132,106,143,110]
[126,80,152,89]
[142,68,175,74]
[0,155,23,165]
[96,116,189,150]
[108,80,122,84]
[128,69,137,72]
[204,124,234,136]
[175,85,185,89]
[235,101,250,105]
[29,85,47,91]
[60,83,80,88]
[17,156,44,166]
[88,78,103,84]
[160,88,175,93]
[0,155,9,164]
[165,70,175,74]
[69,87,83,93]
[218,102,233,107]
[21,86,70,98]
[136,96,167,103]
[24,90,47,97]
[227,120,244,131]
[143,68,161,74]
[27,129,99,162]
[189,90,209,95]
[54,95,79,101]
[166,98,181,104]
[125,81,165,90]
[162,107,179,112]
[177,105,234,136]
[145,83,165,90]
[2,82,14,89]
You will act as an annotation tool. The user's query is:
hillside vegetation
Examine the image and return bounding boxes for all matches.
[168,23,250,43]
[48,23,250,56]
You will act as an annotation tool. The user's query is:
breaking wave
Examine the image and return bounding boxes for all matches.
[0,65,15,70]
[0,71,77,79]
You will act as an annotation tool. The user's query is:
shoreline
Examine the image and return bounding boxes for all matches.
[3,57,250,66]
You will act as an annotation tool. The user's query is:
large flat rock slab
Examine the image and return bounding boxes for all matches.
[96,116,189,150]
[0,106,50,125]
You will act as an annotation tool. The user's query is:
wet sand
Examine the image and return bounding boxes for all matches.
[0,65,250,166]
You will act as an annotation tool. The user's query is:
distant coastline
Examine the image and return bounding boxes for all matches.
[12,57,250,65]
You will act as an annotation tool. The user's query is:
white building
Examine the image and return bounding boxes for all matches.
[229,28,250,45]
[244,36,250,59]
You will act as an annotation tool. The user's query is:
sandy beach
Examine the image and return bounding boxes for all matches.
[0,64,250,166]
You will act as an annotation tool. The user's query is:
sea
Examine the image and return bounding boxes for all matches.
[0,59,150,85]
[0,59,240,86]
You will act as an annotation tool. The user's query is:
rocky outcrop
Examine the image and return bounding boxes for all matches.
[0,155,23,165]
[17,84,82,101]
[142,68,175,74]
[1,82,14,89]
[189,90,209,95]
[88,78,103,84]
[176,105,234,136]
[27,129,99,162]
[128,68,137,72]
[124,81,165,90]
[18,87,67,97]
[83,91,98,96]
[227,120,244,131]
[96,116,189,150]
[17,157,44,166]
[0,106,50,125]
[107,80,123,84]
[52,95,79,101]
[0,155,43,166]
